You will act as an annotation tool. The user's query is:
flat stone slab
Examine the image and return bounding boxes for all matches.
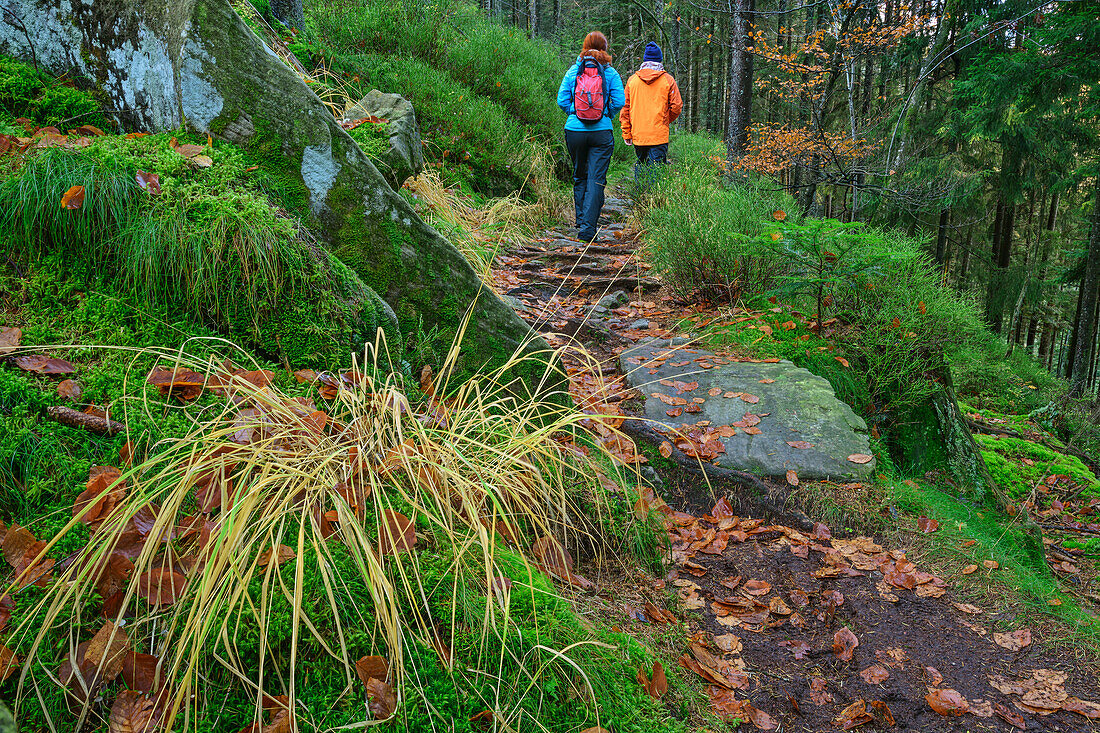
[620,339,875,481]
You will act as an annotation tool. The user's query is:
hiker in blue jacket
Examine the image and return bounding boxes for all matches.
[557,31,626,243]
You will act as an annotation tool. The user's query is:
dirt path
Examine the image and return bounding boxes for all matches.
[490,198,1100,732]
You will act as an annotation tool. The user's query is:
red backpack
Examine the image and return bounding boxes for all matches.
[573,57,608,121]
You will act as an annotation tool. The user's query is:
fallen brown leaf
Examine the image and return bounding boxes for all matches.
[926,688,968,716]
[833,627,859,661]
[916,515,939,533]
[859,664,890,684]
[993,628,1031,652]
[637,660,667,699]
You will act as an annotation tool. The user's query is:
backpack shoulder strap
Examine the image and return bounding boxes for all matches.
[598,64,609,114]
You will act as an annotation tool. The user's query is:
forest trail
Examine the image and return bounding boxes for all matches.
[488,199,1100,732]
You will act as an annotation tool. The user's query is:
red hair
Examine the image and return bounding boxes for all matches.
[581,31,611,65]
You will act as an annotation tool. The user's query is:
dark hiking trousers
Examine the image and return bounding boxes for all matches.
[634,142,668,166]
[565,128,615,241]
[633,142,668,181]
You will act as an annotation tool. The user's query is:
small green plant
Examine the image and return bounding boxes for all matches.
[761,218,901,328]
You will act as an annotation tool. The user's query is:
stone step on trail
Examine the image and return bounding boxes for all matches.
[620,338,875,481]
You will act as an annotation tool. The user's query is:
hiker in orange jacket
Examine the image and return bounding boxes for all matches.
[620,42,682,173]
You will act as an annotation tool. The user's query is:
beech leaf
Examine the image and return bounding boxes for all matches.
[993,628,1032,651]
[108,689,162,733]
[833,627,859,661]
[926,688,969,716]
[61,184,85,210]
[859,664,890,684]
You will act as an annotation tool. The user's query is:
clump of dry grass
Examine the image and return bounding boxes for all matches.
[404,138,569,283]
[3,320,641,730]
[404,169,540,282]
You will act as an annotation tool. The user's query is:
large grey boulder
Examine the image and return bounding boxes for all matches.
[620,339,876,481]
[344,90,425,189]
[0,0,542,378]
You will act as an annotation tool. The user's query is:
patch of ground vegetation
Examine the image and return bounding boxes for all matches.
[0,28,697,733]
[631,131,1100,656]
[274,0,566,200]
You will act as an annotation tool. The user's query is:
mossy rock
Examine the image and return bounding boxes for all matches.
[0,147,396,369]
[0,0,547,384]
[342,90,424,189]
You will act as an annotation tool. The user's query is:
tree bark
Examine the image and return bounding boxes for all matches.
[1069,180,1100,398]
[725,0,754,159]
[269,0,303,29]
[935,208,949,266]
[1038,320,1053,367]
[896,0,956,167]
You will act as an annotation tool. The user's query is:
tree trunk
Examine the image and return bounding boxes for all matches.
[270,0,304,29]
[725,0,754,159]
[935,208,949,266]
[690,14,701,131]
[959,224,972,280]
[1039,321,1053,367]
[891,368,1011,512]
[896,0,956,167]
[1069,179,1100,398]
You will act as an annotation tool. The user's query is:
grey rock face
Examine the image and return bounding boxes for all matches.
[620,340,876,481]
[344,90,425,188]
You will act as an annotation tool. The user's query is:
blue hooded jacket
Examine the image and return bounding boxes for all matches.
[557,57,626,133]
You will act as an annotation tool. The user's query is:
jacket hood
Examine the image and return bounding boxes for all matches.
[637,68,666,83]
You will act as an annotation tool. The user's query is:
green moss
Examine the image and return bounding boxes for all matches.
[0,55,114,132]
[976,434,1099,500]
[346,121,391,167]
[239,131,314,221]
[1,140,395,368]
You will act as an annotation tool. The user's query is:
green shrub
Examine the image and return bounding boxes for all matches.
[641,134,800,301]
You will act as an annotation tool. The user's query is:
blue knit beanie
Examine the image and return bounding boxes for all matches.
[643,42,663,63]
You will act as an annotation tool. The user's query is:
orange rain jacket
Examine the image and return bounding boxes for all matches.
[619,68,683,146]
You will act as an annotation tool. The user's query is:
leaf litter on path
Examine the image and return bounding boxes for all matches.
[658,498,1098,731]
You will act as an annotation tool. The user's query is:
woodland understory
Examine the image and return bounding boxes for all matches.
[0,0,1098,731]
